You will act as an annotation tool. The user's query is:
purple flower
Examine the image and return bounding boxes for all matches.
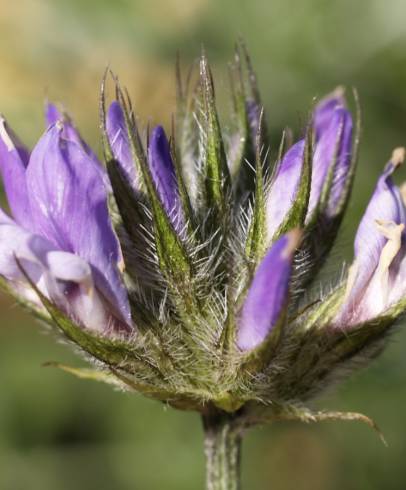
[265,89,353,242]
[335,148,406,326]
[0,117,132,334]
[237,229,301,350]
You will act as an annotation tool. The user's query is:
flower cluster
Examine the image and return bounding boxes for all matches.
[0,48,405,424]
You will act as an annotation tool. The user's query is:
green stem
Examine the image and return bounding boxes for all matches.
[202,412,242,490]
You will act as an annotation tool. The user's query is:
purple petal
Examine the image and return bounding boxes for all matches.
[0,217,44,285]
[313,90,345,138]
[307,92,353,218]
[148,125,184,233]
[354,153,405,282]
[265,140,304,241]
[0,117,32,228]
[25,123,131,325]
[337,149,406,323]
[45,102,109,186]
[0,216,127,333]
[40,249,117,333]
[106,101,138,189]
[237,230,300,351]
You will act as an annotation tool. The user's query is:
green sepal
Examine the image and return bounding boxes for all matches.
[238,310,287,374]
[0,275,52,326]
[99,69,114,163]
[14,258,167,380]
[245,112,266,266]
[106,159,145,243]
[114,84,195,303]
[200,52,231,214]
[175,57,201,203]
[43,361,129,388]
[329,295,406,360]
[242,401,386,444]
[270,127,312,241]
[239,40,269,150]
[298,285,346,333]
[169,130,196,233]
[271,293,405,403]
[227,48,257,190]
[43,361,183,402]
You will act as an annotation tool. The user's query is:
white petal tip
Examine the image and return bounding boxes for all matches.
[332,85,346,98]
[0,117,16,152]
[391,147,405,168]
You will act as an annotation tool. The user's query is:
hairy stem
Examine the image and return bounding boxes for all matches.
[202,412,242,490]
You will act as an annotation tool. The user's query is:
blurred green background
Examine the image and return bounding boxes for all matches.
[1,0,406,488]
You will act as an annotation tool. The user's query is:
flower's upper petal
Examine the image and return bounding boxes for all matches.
[45,102,109,187]
[307,92,353,218]
[265,140,304,242]
[148,125,184,233]
[106,101,138,189]
[354,152,405,282]
[0,117,32,228]
[336,149,406,324]
[313,90,345,138]
[237,230,300,351]
[26,124,131,325]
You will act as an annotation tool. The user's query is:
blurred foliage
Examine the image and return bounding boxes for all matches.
[1,0,406,488]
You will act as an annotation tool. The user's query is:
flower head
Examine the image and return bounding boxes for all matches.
[0,45,405,427]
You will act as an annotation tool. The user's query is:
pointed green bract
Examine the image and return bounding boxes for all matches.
[245,113,266,266]
[200,53,231,215]
[114,84,196,304]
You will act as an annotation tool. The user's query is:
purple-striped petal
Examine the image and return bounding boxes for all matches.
[307,92,353,218]
[106,101,138,189]
[0,117,32,229]
[25,123,131,325]
[148,125,184,233]
[237,229,301,351]
[265,140,304,241]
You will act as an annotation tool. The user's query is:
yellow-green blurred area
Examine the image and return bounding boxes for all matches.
[1,0,406,488]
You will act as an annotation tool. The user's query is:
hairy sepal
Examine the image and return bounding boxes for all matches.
[245,113,266,267]
[115,85,196,307]
[200,53,231,216]
[270,128,312,242]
